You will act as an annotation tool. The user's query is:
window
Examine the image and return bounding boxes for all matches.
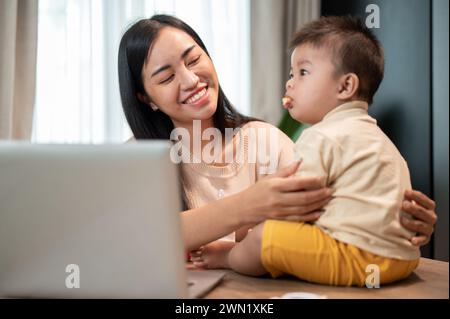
[33,0,250,143]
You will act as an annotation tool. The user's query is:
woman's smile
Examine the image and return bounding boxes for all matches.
[182,86,210,107]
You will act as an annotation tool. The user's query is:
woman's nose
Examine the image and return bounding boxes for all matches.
[180,68,199,90]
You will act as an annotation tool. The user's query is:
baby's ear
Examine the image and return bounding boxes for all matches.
[337,73,359,100]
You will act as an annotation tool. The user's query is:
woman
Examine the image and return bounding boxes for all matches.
[118,15,437,253]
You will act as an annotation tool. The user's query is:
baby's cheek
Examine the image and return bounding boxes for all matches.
[290,104,310,122]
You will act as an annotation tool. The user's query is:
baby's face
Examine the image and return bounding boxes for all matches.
[285,44,341,124]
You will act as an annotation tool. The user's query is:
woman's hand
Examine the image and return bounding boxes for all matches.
[241,161,332,224]
[401,190,437,246]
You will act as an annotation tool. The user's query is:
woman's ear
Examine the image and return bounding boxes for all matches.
[137,93,159,111]
[337,73,359,100]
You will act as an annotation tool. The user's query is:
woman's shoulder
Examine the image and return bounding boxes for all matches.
[239,120,295,175]
[240,121,293,145]
[241,120,281,131]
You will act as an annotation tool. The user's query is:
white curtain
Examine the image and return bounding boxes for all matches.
[250,0,320,125]
[32,0,250,144]
[0,0,38,140]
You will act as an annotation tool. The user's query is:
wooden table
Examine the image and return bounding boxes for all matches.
[198,258,448,299]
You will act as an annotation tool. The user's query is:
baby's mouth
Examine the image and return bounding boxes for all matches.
[282,96,293,109]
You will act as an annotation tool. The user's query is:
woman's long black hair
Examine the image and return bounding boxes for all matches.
[118,14,256,140]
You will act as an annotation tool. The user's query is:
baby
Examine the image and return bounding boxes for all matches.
[191,16,420,286]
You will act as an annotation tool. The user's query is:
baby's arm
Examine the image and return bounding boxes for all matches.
[293,129,336,190]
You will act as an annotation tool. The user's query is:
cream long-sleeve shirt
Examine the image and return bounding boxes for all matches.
[294,101,420,260]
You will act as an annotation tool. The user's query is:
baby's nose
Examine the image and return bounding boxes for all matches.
[285,79,293,91]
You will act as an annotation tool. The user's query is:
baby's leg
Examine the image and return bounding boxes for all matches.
[227,222,267,276]
[235,224,253,242]
[191,223,268,276]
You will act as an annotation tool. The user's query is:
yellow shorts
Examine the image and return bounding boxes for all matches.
[261,220,419,287]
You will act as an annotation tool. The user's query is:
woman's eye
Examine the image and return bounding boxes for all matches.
[289,72,294,79]
[160,74,174,84]
[300,69,309,76]
[188,55,201,66]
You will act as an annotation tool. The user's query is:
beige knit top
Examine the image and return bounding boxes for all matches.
[180,121,295,241]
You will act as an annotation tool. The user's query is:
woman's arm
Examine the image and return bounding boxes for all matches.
[180,191,247,251]
[401,189,437,246]
[181,161,331,251]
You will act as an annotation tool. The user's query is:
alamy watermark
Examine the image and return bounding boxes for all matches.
[65,264,80,289]
[169,120,281,174]
[366,4,380,29]
[365,264,381,288]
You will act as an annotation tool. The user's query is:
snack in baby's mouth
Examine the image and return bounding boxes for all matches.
[282,96,293,108]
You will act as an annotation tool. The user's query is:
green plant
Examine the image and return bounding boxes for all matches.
[277,110,309,141]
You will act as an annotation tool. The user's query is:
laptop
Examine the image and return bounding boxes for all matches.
[0,142,224,298]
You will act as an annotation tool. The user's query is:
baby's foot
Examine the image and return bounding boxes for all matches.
[190,241,236,269]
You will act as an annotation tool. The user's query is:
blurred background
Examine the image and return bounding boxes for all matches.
[0,0,448,261]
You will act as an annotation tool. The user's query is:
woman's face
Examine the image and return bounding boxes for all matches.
[141,27,219,128]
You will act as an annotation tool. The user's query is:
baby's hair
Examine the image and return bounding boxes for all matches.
[290,16,384,104]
